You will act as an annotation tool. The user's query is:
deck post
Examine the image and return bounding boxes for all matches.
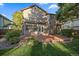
[22,19,27,35]
[48,14,55,35]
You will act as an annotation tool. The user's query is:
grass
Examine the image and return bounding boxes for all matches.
[0,49,11,56]
[0,37,79,56]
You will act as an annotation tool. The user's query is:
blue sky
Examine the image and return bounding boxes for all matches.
[0,3,59,20]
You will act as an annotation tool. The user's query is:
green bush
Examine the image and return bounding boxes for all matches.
[5,30,21,44]
[58,29,74,37]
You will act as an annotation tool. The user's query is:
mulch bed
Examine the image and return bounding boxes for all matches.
[19,32,71,44]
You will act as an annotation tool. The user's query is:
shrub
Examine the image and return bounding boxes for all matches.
[58,29,74,37]
[5,30,21,44]
[0,29,4,35]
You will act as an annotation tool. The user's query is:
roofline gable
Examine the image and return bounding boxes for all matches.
[21,4,48,15]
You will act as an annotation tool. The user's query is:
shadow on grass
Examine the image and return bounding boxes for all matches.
[1,39,79,56]
[62,38,79,55]
[0,48,12,56]
[51,42,78,56]
[30,41,75,56]
[3,42,33,56]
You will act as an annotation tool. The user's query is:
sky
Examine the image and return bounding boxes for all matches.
[0,3,59,20]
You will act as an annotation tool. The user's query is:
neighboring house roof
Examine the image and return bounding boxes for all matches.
[0,14,13,27]
[21,4,55,15]
[0,14,12,22]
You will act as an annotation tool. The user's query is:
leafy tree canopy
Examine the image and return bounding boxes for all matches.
[57,3,79,22]
[12,11,23,30]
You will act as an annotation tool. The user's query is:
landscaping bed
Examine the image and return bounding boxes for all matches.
[0,30,79,56]
[0,36,78,56]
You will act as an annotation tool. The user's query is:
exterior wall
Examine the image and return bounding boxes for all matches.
[72,20,79,30]
[3,25,12,29]
[22,6,49,33]
[23,8,32,20]
[0,16,4,29]
[3,18,11,26]
[62,21,72,29]
[48,14,55,34]
[62,19,79,30]
[72,20,79,27]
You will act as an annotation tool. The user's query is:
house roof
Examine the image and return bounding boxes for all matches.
[0,14,12,22]
[21,4,55,15]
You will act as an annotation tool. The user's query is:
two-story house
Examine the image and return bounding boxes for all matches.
[21,4,56,34]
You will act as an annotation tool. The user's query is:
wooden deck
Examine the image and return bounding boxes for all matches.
[20,32,72,43]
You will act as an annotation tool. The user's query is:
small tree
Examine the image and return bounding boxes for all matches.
[12,11,23,30]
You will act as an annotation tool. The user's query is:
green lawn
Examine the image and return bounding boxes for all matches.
[0,38,79,56]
